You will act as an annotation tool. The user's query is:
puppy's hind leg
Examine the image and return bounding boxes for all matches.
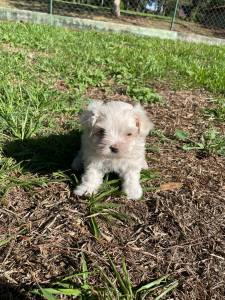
[71,150,83,171]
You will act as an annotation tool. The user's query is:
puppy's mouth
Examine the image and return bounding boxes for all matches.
[106,153,124,159]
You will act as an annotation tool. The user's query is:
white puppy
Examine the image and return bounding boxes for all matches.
[72,101,153,200]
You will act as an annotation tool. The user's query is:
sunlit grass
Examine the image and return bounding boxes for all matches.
[32,254,178,300]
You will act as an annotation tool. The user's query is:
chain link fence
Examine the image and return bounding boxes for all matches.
[0,0,225,38]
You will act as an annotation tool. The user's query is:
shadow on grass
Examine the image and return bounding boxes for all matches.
[0,281,28,300]
[3,130,81,175]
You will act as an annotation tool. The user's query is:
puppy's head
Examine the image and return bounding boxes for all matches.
[80,100,153,158]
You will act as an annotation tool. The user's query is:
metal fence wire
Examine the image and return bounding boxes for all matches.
[1,0,225,38]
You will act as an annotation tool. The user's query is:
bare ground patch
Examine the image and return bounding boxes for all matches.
[0,42,52,61]
[0,85,225,299]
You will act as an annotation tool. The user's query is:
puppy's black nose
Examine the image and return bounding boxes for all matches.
[110,146,119,153]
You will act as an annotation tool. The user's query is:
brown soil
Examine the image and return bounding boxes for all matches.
[1,84,225,299]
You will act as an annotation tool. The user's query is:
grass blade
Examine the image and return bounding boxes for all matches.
[155,280,178,300]
[57,288,81,296]
[33,287,81,298]
[122,257,133,297]
[98,267,119,297]
[91,187,119,203]
[90,216,101,238]
[0,239,10,247]
[136,275,169,293]
[108,256,129,295]
[81,252,90,290]
[36,287,58,300]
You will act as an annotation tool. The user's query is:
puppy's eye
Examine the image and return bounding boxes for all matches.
[96,128,105,136]
[127,133,132,136]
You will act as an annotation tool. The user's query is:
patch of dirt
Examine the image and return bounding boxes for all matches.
[53,79,70,93]
[0,43,52,62]
[85,84,130,102]
[1,84,225,299]
[1,43,22,53]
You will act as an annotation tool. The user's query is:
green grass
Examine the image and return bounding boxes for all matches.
[175,128,225,156]
[204,98,225,122]
[0,20,224,299]
[0,19,224,202]
[0,20,223,201]
[32,254,178,300]
[86,178,127,238]
[0,22,225,96]
[0,238,11,247]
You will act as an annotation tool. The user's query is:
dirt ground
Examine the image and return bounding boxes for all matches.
[0,83,225,299]
[1,0,225,39]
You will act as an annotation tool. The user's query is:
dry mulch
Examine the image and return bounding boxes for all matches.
[0,84,225,299]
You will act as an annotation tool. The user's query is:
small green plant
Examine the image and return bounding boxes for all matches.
[0,90,45,140]
[175,128,225,156]
[0,156,49,201]
[141,169,159,182]
[174,129,189,141]
[32,255,178,300]
[87,179,127,238]
[87,172,159,237]
[127,85,162,104]
[204,98,225,122]
[0,229,27,248]
[141,169,159,193]
[98,256,178,300]
[0,238,10,247]
[32,253,90,299]
[150,129,169,143]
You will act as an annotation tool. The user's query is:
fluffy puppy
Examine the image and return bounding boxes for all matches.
[72,100,153,200]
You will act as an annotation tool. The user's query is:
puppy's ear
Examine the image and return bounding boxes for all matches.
[80,100,103,128]
[133,103,154,137]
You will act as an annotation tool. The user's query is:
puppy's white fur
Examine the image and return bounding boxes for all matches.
[72,101,153,200]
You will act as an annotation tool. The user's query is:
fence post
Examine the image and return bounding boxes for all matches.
[48,0,53,14]
[170,0,179,30]
[113,0,121,17]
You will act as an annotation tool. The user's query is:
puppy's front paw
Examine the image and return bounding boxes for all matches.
[124,184,143,200]
[73,184,98,197]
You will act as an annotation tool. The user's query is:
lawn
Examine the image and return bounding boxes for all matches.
[0,21,225,299]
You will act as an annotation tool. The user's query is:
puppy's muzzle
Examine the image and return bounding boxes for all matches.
[109,145,119,154]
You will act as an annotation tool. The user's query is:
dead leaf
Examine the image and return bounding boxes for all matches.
[101,232,113,242]
[159,182,183,192]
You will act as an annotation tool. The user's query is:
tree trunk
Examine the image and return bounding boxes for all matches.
[113,0,120,17]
